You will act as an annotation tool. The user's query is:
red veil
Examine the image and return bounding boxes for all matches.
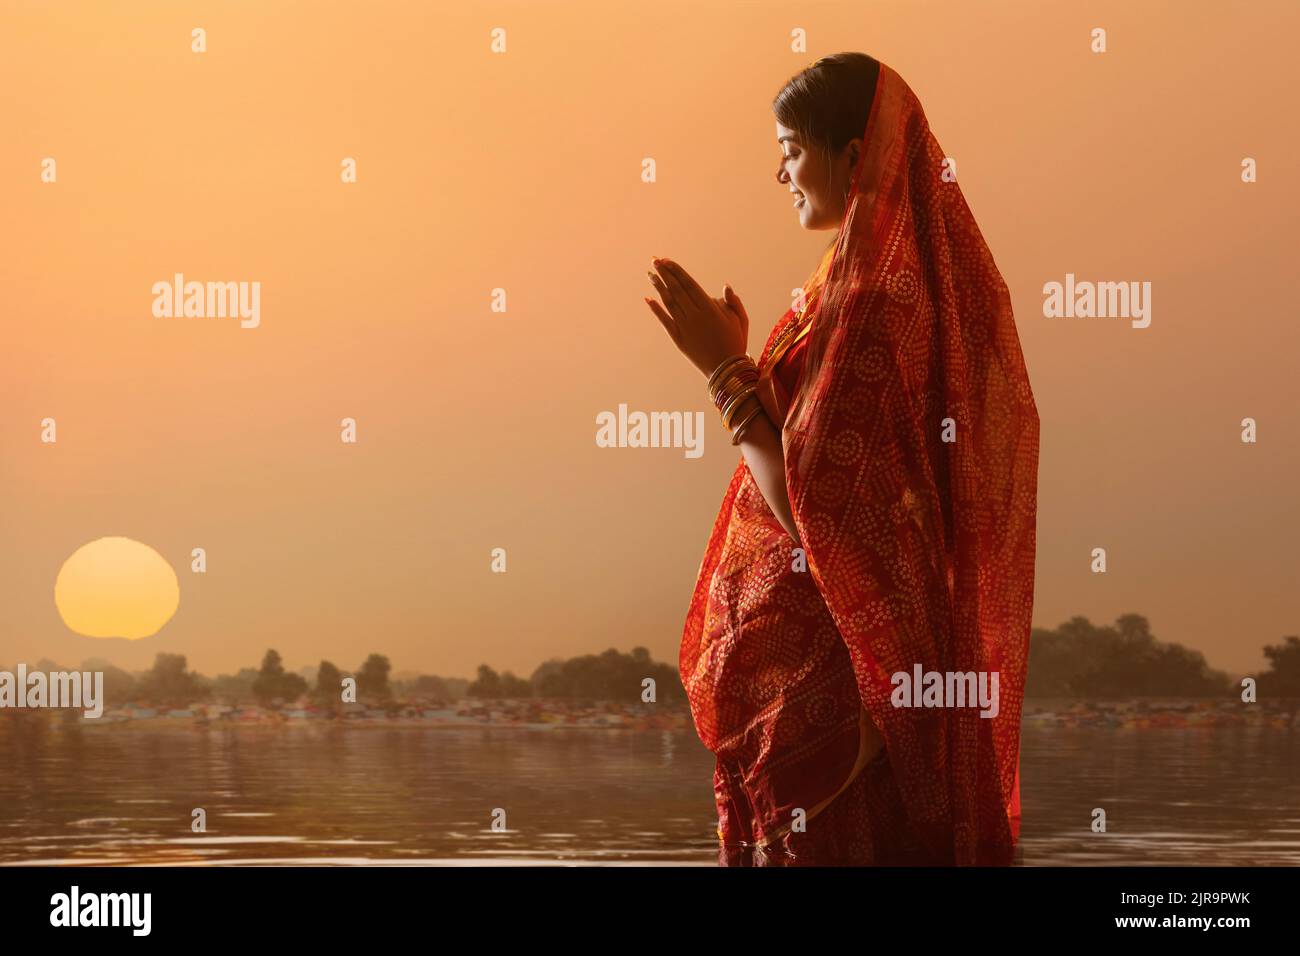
[681,61,1040,865]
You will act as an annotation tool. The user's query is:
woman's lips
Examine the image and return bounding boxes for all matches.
[794,195,806,208]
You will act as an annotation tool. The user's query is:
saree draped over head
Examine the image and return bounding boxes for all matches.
[680,61,1040,866]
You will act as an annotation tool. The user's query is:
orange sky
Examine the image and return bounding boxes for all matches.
[2,0,1296,679]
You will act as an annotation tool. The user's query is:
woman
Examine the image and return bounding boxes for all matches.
[644,53,1039,866]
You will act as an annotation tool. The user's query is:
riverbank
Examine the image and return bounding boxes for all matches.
[1023,697,1299,729]
[3,697,1295,733]
[0,698,694,732]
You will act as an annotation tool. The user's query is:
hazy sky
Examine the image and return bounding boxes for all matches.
[2,0,1296,679]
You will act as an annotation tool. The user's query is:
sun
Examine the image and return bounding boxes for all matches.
[54,537,180,639]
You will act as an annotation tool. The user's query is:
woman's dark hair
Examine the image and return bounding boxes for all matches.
[772,53,881,157]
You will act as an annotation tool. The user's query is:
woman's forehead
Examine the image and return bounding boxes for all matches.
[775,120,798,140]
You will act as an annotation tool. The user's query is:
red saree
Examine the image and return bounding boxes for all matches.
[680,62,1040,866]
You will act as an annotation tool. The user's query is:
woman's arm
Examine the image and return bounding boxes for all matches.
[639,258,799,542]
[728,393,802,546]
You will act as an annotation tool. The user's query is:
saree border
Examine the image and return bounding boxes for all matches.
[748,703,884,849]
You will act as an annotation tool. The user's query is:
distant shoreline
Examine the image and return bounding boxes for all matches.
[2,695,1297,733]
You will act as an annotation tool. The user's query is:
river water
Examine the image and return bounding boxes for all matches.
[1,723,1295,865]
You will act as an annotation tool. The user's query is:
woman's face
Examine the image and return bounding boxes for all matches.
[774,121,862,231]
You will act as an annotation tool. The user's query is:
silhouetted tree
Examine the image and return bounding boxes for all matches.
[529,647,683,702]
[314,660,342,708]
[210,668,258,704]
[500,671,532,697]
[467,664,501,698]
[80,658,136,706]
[1027,614,1233,698]
[137,653,209,707]
[466,664,533,698]
[252,649,308,706]
[1259,635,1300,697]
[355,654,391,702]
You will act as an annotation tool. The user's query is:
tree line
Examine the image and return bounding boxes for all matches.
[1026,614,1298,698]
[24,645,687,710]
[15,615,1300,709]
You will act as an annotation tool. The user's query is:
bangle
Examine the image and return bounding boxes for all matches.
[710,360,759,421]
[708,354,750,390]
[708,354,756,398]
[729,403,765,445]
[713,363,757,398]
[714,371,759,421]
[720,384,758,430]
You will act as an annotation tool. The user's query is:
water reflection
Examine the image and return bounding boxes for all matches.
[0,722,1295,865]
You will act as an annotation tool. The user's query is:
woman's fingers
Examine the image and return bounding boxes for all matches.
[647,269,687,329]
[644,296,681,346]
[654,259,711,315]
[725,285,750,337]
[647,269,671,304]
[651,261,688,318]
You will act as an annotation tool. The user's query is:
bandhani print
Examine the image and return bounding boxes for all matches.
[680,61,1040,866]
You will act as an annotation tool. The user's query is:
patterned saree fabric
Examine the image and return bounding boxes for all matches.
[680,62,1041,865]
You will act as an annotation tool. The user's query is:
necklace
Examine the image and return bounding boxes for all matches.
[764,285,822,365]
[795,286,819,319]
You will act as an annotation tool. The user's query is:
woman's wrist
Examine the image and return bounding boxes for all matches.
[726,393,766,445]
[706,352,752,388]
[708,355,759,417]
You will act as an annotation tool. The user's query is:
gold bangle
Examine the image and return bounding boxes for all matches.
[714,363,757,394]
[720,385,758,429]
[714,371,759,415]
[712,363,759,413]
[708,355,756,400]
[712,373,757,414]
[708,355,748,391]
[729,403,765,445]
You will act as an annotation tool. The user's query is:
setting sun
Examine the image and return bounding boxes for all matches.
[53,537,179,639]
